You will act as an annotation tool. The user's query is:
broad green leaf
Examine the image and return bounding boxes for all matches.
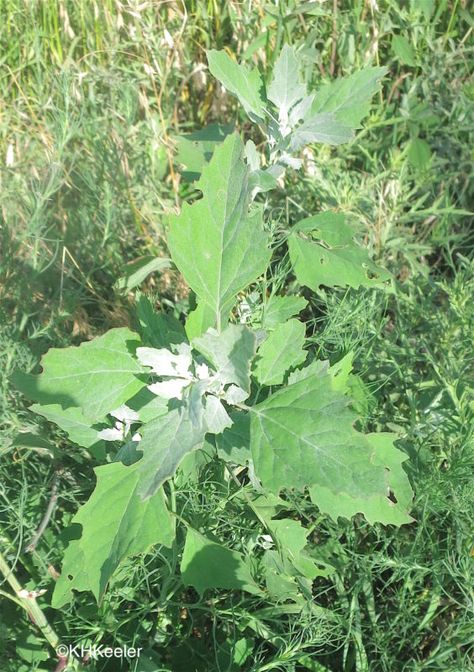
[185,301,216,340]
[137,397,208,499]
[136,295,186,348]
[30,403,105,459]
[168,133,271,331]
[259,514,329,603]
[52,461,174,607]
[262,294,308,329]
[115,256,171,293]
[251,492,288,519]
[203,394,232,434]
[174,440,216,486]
[193,324,256,393]
[249,168,279,194]
[392,35,417,67]
[290,67,386,149]
[245,138,281,194]
[127,387,169,423]
[16,633,49,664]
[311,67,387,127]
[288,212,390,290]
[290,112,354,149]
[180,528,261,595]
[254,319,307,386]
[249,362,413,524]
[309,433,414,525]
[175,123,234,181]
[407,138,432,170]
[216,411,251,465]
[244,138,260,171]
[207,50,266,121]
[267,518,323,580]
[217,637,254,669]
[17,329,145,421]
[267,44,306,123]
[263,552,301,601]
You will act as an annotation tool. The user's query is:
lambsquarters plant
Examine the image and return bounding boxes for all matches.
[16,46,413,615]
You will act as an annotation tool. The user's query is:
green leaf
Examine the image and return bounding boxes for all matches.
[267,44,306,122]
[193,324,256,393]
[258,513,330,603]
[245,137,279,194]
[311,67,387,127]
[174,123,234,181]
[254,319,307,386]
[249,168,279,194]
[137,398,208,499]
[392,35,417,67]
[249,362,413,524]
[18,329,145,421]
[290,67,386,149]
[16,632,49,664]
[185,300,216,340]
[168,133,271,331]
[30,403,105,459]
[288,212,390,290]
[407,138,432,170]
[262,294,308,329]
[309,433,414,525]
[268,518,323,580]
[52,461,174,606]
[263,552,301,601]
[10,432,58,458]
[203,394,232,434]
[115,256,171,292]
[216,411,251,465]
[136,295,186,348]
[127,387,169,423]
[290,112,354,149]
[207,50,266,121]
[180,528,261,595]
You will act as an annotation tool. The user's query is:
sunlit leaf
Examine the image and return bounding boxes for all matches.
[253,319,307,386]
[207,50,266,121]
[168,133,271,332]
[193,324,256,393]
[181,528,261,595]
[288,212,390,290]
[250,360,413,524]
[52,462,174,606]
[16,329,145,421]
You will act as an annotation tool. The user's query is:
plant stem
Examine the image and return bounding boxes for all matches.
[0,549,81,670]
[25,472,60,552]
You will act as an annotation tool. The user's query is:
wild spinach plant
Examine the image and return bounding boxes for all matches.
[21,46,413,610]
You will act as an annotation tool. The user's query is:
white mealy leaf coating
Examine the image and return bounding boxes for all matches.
[136,345,193,378]
[110,404,139,423]
[148,378,192,400]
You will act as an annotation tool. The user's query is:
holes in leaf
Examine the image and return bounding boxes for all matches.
[366,269,379,280]
[387,489,398,504]
[363,264,380,281]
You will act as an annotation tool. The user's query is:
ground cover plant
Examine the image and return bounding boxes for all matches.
[0,2,473,672]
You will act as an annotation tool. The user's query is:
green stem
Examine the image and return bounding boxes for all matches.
[0,549,81,670]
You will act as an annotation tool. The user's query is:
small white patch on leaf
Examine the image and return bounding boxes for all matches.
[137,346,192,378]
[148,378,192,400]
[97,427,125,442]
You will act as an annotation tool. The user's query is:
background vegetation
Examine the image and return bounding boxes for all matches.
[0,1,472,670]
